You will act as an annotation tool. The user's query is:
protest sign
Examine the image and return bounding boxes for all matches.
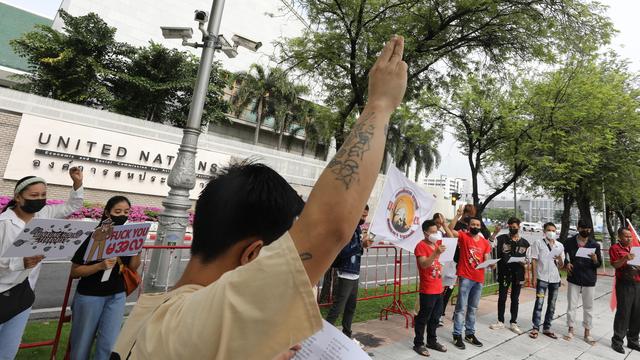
[84,222,151,262]
[1,219,98,259]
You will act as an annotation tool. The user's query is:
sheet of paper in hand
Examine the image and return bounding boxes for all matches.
[83,222,151,262]
[475,259,500,269]
[1,219,98,259]
[575,247,596,258]
[627,247,640,266]
[507,256,526,264]
[293,320,371,360]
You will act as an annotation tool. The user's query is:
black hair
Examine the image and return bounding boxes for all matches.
[191,161,304,262]
[543,222,556,231]
[618,227,630,236]
[507,217,521,225]
[1,176,46,213]
[469,216,482,225]
[422,219,437,231]
[577,219,591,229]
[100,196,132,222]
[432,213,443,221]
[365,204,369,211]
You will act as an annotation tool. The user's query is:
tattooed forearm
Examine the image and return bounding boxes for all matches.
[327,112,376,189]
[299,252,313,261]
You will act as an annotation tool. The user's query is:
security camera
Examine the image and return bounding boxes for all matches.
[231,34,262,52]
[194,10,208,24]
[160,27,193,40]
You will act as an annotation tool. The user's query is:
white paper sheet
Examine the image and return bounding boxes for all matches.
[627,247,640,266]
[475,259,500,269]
[507,256,526,264]
[1,219,98,260]
[293,320,371,360]
[101,268,112,282]
[438,238,458,263]
[575,247,596,258]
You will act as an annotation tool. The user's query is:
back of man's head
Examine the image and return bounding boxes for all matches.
[192,161,304,262]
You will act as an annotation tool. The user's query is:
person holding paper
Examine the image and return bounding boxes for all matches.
[529,222,565,340]
[563,219,602,344]
[0,169,84,359]
[448,217,492,349]
[412,220,448,356]
[609,227,640,354]
[112,35,408,360]
[490,217,529,335]
[69,196,141,360]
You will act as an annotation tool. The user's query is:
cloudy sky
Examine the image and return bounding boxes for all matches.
[3,0,638,196]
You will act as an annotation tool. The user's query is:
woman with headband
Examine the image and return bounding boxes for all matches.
[0,167,84,359]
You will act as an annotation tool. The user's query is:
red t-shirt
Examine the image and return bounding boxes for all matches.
[609,243,640,283]
[415,240,444,295]
[456,231,491,283]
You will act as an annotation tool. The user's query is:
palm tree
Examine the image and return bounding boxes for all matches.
[272,83,309,150]
[287,102,333,158]
[231,65,289,145]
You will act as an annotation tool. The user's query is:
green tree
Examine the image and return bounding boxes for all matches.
[109,42,229,127]
[484,208,524,223]
[288,102,335,158]
[272,83,310,150]
[279,0,613,149]
[10,10,125,107]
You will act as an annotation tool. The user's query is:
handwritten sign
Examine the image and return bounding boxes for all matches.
[83,222,151,262]
[1,219,98,259]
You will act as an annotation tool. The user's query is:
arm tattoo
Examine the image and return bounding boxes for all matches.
[327,112,376,189]
[299,252,313,261]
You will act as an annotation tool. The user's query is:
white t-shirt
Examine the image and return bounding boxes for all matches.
[530,238,564,284]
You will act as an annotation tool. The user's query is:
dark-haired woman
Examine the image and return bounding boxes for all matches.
[0,168,84,359]
[69,196,141,360]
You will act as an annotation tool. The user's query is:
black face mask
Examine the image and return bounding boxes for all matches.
[469,227,481,235]
[111,215,129,226]
[509,228,519,235]
[579,230,590,238]
[21,199,46,214]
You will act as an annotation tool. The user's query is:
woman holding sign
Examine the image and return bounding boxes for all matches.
[69,195,141,360]
[0,168,84,359]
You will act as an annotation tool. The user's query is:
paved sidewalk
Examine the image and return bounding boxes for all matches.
[350,276,640,359]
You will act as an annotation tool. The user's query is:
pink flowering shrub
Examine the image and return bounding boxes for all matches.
[0,196,194,224]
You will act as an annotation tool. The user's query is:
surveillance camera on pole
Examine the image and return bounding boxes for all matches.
[231,34,262,52]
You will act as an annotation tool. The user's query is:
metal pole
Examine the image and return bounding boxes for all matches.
[145,0,226,292]
[602,181,608,246]
[513,181,517,217]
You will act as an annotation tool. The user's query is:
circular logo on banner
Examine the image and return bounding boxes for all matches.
[386,188,420,239]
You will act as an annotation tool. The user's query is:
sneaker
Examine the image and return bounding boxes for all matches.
[628,342,640,352]
[510,323,523,335]
[453,335,466,350]
[490,321,505,330]
[438,317,444,327]
[612,343,625,354]
[465,334,483,347]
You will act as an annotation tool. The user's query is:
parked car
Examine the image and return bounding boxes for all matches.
[521,222,543,232]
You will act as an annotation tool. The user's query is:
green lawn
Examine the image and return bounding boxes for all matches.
[17,283,501,359]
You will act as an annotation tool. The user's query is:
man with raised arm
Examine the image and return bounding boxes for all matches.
[112,35,408,360]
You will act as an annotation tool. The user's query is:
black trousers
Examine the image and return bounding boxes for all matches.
[497,275,522,324]
[441,286,454,317]
[326,277,359,338]
[414,293,443,347]
[612,281,640,347]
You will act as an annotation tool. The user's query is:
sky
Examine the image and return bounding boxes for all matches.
[2,0,639,197]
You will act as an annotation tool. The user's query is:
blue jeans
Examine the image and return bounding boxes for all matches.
[70,292,126,360]
[453,277,483,336]
[0,307,31,360]
[532,280,560,331]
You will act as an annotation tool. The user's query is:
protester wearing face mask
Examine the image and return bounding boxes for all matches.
[69,196,141,360]
[0,169,83,359]
[412,220,448,356]
[432,213,457,327]
[448,217,493,349]
[562,219,602,344]
[490,217,529,334]
[529,223,565,340]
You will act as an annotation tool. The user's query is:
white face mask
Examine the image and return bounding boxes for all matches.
[428,232,442,243]
[546,231,557,240]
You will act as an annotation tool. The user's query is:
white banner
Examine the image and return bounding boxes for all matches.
[1,219,98,259]
[369,166,436,253]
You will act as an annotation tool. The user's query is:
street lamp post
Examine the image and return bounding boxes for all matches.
[144,0,226,291]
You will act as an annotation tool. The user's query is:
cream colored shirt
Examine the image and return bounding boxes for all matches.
[113,232,322,359]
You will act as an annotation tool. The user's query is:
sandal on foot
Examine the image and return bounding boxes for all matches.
[427,342,447,353]
[529,330,539,339]
[563,332,574,341]
[543,331,558,340]
[413,345,430,357]
[584,335,596,345]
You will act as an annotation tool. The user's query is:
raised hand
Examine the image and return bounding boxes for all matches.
[69,166,83,189]
[367,35,408,113]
